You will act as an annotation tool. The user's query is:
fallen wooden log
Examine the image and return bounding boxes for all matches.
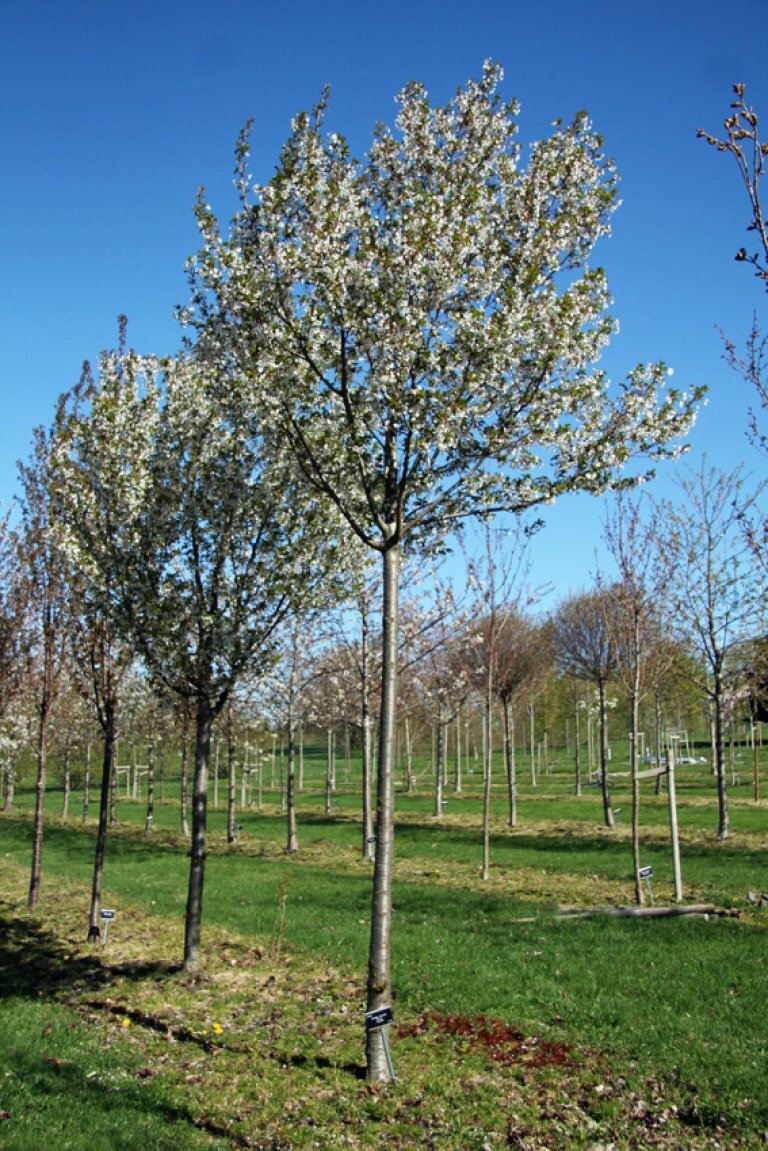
[554,903,735,921]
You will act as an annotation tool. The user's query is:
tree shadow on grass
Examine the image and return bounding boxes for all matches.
[0,902,180,1002]
[2,1038,250,1150]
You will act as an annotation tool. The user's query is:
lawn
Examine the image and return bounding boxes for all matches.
[1,765,767,1149]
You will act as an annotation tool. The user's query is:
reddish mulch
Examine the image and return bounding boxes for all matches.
[397,1011,575,1069]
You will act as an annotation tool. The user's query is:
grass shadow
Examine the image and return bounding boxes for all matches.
[0,902,180,1002]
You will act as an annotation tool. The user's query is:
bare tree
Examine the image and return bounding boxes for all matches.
[699,87,768,567]
[495,612,550,827]
[465,524,540,871]
[17,424,71,908]
[408,587,471,820]
[698,84,768,296]
[655,463,765,840]
[260,611,330,851]
[551,587,619,829]
[601,494,675,900]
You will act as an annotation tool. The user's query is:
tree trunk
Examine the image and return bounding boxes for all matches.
[109,742,117,826]
[28,698,51,909]
[184,697,213,974]
[502,696,516,828]
[325,728,334,816]
[61,744,71,819]
[227,705,236,844]
[654,694,664,794]
[298,722,304,792]
[713,674,730,840]
[3,758,14,811]
[630,685,644,905]
[454,709,462,794]
[145,736,155,833]
[180,724,190,838]
[286,716,299,854]
[599,679,615,829]
[667,745,683,902]
[361,628,374,859]
[434,710,445,818]
[366,542,399,1083]
[481,676,493,881]
[82,738,91,821]
[403,717,413,793]
[574,700,582,797]
[278,734,285,811]
[87,702,116,941]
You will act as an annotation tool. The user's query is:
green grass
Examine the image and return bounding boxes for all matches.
[2,763,768,1148]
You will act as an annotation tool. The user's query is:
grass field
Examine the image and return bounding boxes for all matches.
[1,752,767,1149]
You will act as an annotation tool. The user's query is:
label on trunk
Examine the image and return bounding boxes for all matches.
[365,1006,393,1031]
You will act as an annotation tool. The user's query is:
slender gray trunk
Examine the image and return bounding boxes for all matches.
[361,606,374,859]
[109,740,117,826]
[630,685,643,904]
[88,703,116,941]
[145,737,155,833]
[227,706,236,844]
[366,542,399,1082]
[3,759,14,811]
[362,708,373,855]
[28,694,51,909]
[82,738,91,820]
[481,675,493,881]
[403,717,413,794]
[298,722,304,792]
[454,709,462,794]
[61,744,71,819]
[434,711,446,818]
[574,699,582,797]
[325,728,334,816]
[713,673,730,840]
[286,716,299,854]
[279,732,286,811]
[502,696,516,828]
[184,697,213,974]
[599,679,614,829]
[654,694,665,795]
[180,724,190,838]
[667,745,683,901]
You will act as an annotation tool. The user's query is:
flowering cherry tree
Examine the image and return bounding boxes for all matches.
[55,339,346,971]
[51,323,156,939]
[187,62,700,1078]
[125,355,345,972]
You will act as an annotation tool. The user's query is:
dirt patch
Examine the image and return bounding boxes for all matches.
[398,1011,576,1069]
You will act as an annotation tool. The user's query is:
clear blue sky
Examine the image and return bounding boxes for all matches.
[1,0,766,599]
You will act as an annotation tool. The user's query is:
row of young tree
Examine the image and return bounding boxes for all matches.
[0,71,765,1080]
[3,480,766,881]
